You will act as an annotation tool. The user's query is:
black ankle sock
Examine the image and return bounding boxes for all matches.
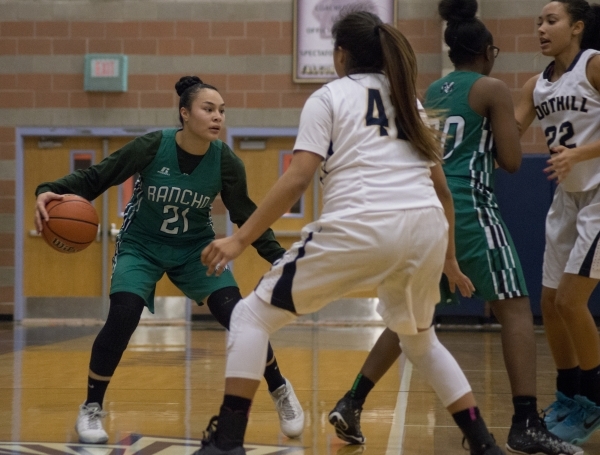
[557,367,581,398]
[580,365,600,406]
[264,357,286,392]
[345,373,374,403]
[222,394,252,416]
[216,403,249,450]
[86,377,109,407]
[512,396,537,424]
[453,407,495,453]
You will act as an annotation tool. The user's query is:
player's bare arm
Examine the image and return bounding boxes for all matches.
[514,74,538,136]
[202,150,322,275]
[429,164,475,298]
[483,78,522,173]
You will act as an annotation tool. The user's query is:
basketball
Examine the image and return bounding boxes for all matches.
[41,194,99,253]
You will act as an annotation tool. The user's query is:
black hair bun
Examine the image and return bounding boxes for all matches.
[175,76,203,96]
[438,0,478,23]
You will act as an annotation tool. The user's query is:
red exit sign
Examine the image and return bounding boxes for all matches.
[91,59,119,77]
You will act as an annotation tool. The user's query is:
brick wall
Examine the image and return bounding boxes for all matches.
[0,0,552,316]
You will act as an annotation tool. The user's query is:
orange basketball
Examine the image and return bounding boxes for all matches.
[42,194,99,253]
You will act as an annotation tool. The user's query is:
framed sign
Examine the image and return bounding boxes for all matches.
[293,0,397,83]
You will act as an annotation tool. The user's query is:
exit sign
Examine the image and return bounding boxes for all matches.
[84,54,128,92]
[91,59,119,77]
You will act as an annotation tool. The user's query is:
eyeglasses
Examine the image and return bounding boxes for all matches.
[490,45,500,58]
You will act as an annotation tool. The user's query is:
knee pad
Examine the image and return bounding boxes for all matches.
[400,327,471,408]
[89,292,145,376]
[225,293,296,380]
[207,286,242,330]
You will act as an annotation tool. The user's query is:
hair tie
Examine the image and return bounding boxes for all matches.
[374,25,380,36]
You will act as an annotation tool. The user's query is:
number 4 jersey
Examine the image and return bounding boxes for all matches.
[293,72,440,218]
[534,48,600,192]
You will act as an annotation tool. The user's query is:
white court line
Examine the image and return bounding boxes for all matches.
[385,353,413,455]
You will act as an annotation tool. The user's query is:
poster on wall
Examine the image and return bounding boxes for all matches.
[293,0,396,83]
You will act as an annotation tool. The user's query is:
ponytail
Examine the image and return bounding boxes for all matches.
[582,4,600,50]
[555,0,600,50]
[379,25,442,164]
[331,9,442,164]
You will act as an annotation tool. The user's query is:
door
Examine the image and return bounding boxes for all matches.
[231,136,377,299]
[23,136,184,319]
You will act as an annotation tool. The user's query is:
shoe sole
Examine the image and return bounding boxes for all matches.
[328,412,366,445]
[506,442,584,455]
[75,425,108,444]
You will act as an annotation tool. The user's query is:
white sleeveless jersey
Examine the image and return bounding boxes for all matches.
[293,73,440,219]
[534,49,600,192]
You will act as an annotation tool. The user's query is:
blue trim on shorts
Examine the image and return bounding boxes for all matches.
[270,232,313,313]
[579,230,600,277]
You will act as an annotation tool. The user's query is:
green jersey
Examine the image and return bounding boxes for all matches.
[424,71,495,189]
[122,129,220,246]
[425,71,528,302]
[36,129,284,263]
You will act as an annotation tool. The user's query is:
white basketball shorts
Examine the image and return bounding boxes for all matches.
[254,207,448,335]
[542,184,600,288]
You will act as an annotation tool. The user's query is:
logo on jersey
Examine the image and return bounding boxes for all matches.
[158,167,170,176]
[535,95,589,120]
[441,82,455,94]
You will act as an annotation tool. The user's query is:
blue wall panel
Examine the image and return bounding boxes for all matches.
[436,154,600,320]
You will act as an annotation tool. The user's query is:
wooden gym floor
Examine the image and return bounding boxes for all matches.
[0,320,598,455]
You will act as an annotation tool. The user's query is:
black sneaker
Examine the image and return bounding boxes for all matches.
[192,416,246,455]
[463,435,505,455]
[506,416,583,455]
[328,396,366,444]
[478,445,505,455]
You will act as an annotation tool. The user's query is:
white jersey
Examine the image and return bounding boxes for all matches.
[534,49,600,192]
[293,73,441,219]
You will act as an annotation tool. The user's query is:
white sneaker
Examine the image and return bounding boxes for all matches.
[270,378,304,438]
[75,402,109,444]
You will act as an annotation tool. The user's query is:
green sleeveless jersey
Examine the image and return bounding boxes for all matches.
[424,71,495,189]
[121,129,219,244]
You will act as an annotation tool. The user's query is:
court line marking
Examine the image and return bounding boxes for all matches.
[385,353,412,455]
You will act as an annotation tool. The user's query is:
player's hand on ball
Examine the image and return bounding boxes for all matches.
[35,192,64,233]
[443,258,475,298]
[201,236,246,276]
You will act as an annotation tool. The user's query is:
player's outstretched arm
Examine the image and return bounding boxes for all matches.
[202,150,322,275]
[430,164,475,298]
[514,74,538,137]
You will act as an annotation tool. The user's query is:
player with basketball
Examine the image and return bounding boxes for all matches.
[33,76,304,444]
[326,1,584,454]
[514,0,600,445]
[195,8,505,455]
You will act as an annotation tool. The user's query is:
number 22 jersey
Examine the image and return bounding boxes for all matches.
[534,48,600,192]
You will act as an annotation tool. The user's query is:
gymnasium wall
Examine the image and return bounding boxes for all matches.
[0,0,552,316]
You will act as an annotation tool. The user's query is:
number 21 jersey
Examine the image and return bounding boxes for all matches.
[122,128,220,245]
